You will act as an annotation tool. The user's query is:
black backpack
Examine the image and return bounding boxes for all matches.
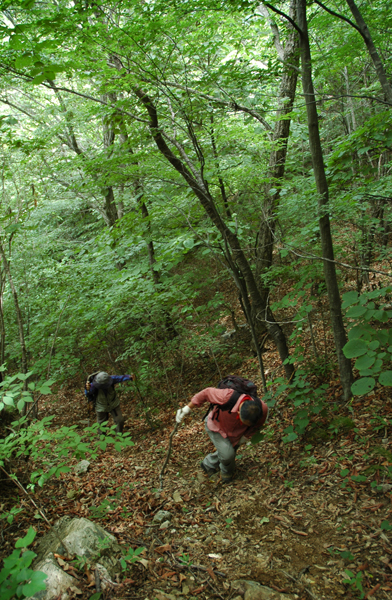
[85,372,99,406]
[203,375,260,421]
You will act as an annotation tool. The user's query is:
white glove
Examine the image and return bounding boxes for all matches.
[239,436,248,445]
[176,405,191,423]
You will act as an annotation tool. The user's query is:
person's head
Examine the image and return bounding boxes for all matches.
[239,399,262,426]
[94,371,112,389]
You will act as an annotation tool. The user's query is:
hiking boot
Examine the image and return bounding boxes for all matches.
[200,462,218,477]
[221,474,233,484]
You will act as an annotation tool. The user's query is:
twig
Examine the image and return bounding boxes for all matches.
[159,422,178,490]
[209,347,222,380]
[0,465,72,557]
[280,569,318,600]
[25,394,43,419]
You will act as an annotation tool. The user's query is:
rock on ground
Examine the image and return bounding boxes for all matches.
[29,516,122,600]
[232,580,295,600]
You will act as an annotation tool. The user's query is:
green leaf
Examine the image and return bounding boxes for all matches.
[351,475,366,483]
[374,310,389,323]
[251,431,264,444]
[3,396,15,406]
[379,371,392,386]
[342,291,359,308]
[17,398,25,412]
[22,570,47,596]
[351,377,375,396]
[354,355,375,371]
[259,517,270,524]
[32,74,47,85]
[346,306,367,318]
[15,55,34,68]
[17,372,33,381]
[340,469,349,477]
[343,339,368,358]
[15,527,36,548]
[348,324,371,340]
[38,386,52,395]
[381,520,392,531]
[283,432,298,443]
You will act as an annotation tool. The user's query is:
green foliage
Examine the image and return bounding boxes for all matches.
[329,416,355,436]
[265,369,328,443]
[0,505,23,525]
[0,367,54,413]
[0,418,134,490]
[0,527,47,600]
[342,287,392,396]
[120,546,146,572]
[343,569,364,599]
[381,520,392,531]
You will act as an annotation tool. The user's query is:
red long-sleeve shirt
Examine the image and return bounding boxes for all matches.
[190,387,268,446]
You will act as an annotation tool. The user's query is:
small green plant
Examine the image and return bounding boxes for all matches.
[343,569,364,598]
[0,527,47,600]
[370,415,390,432]
[342,287,392,397]
[225,518,233,528]
[328,548,355,561]
[266,369,328,443]
[329,416,355,436]
[72,554,89,571]
[0,506,23,525]
[178,553,192,566]
[120,546,146,572]
[284,480,294,489]
[299,444,318,468]
[0,366,54,414]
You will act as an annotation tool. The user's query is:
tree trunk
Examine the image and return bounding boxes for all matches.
[345,0,392,105]
[134,87,293,378]
[0,267,5,375]
[0,242,28,412]
[255,0,300,304]
[297,0,353,400]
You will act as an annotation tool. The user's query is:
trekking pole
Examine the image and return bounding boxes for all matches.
[159,422,178,491]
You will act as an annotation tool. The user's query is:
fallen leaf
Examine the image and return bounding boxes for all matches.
[161,571,176,579]
[155,543,172,554]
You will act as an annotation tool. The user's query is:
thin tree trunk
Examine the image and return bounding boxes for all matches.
[297,0,353,400]
[0,242,28,410]
[0,268,5,373]
[255,0,300,292]
[345,0,392,105]
[134,87,293,378]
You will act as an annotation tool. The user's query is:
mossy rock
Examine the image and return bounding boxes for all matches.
[329,416,355,431]
[371,446,392,461]
[306,426,330,443]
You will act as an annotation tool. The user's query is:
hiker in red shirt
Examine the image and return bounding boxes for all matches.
[176,387,268,483]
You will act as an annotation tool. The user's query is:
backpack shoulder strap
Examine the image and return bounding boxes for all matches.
[201,389,242,422]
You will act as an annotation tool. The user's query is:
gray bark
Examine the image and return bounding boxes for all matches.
[134,87,293,377]
[345,0,392,105]
[297,0,353,400]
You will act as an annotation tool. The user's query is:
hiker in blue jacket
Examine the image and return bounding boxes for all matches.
[85,371,134,433]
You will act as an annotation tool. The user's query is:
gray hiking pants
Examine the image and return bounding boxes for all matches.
[96,405,125,433]
[202,421,236,477]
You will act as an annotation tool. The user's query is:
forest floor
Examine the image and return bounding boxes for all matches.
[2,346,392,600]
